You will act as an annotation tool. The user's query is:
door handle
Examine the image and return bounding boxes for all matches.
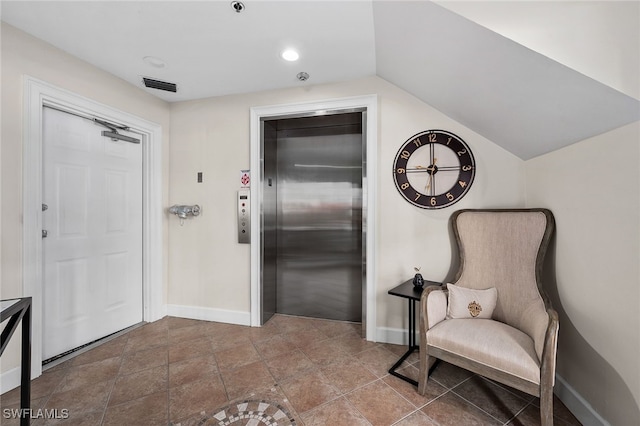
[42,230,48,238]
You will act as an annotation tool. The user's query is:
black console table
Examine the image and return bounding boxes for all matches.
[1,297,32,426]
[388,280,441,386]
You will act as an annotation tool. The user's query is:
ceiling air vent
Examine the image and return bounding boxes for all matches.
[142,77,177,93]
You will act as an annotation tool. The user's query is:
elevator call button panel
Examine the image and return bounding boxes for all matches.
[237,190,250,244]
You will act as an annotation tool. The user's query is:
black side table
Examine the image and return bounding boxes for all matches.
[388,279,441,386]
[1,297,32,426]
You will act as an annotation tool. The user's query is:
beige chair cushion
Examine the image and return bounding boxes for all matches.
[446,284,497,319]
[427,318,541,385]
[454,211,550,359]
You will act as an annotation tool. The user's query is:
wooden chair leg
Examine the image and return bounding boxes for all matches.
[540,386,554,426]
[418,350,430,395]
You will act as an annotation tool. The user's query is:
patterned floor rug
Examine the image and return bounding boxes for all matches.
[176,387,299,426]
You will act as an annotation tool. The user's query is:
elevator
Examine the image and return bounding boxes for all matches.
[261,110,365,325]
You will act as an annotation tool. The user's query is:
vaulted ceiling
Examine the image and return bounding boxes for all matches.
[2,1,639,159]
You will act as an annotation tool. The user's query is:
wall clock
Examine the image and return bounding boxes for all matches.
[393,129,476,209]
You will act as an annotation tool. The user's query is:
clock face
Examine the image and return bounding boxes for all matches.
[393,130,476,209]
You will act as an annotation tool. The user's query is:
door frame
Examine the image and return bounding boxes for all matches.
[22,77,164,377]
[249,95,378,341]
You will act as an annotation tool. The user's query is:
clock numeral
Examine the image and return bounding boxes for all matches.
[400,150,411,160]
[430,197,437,206]
[446,192,454,201]
[458,180,467,188]
[462,165,473,172]
[447,137,452,145]
[413,138,422,147]
[400,182,410,190]
[414,193,421,202]
[428,133,437,143]
[396,168,405,174]
[457,148,467,156]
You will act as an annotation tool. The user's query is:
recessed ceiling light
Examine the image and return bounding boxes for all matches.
[143,56,166,68]
[281,49,300,62]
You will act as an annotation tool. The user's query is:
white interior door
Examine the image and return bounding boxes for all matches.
[42,107,143,360]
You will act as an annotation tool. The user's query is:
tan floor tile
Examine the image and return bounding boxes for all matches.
[1,369,67,405]
[310,318,362,337]
[253,334,297,359]
[167,316,203,330]
[44,379,114,417]
[127,318,168,337]
[346,380,415,426]
[421,392,502,426]
[56,357,121,393]
[0,396,49,425]
[392,410,439,425]
[169,374,228,422]
[214,342,261,371]
[0,316,576,426]
[70,336,127,366]
[284,327,330,348]
[383,364,446,407]
[264,349,316,381]
[248,318,282,342]
[211,335,253,353]
[123,329,168,353]
[168,324,210,344]
[301,397,371,426]
[168,338,214,363]
[119,346,168,376]
[330,331,379,355]
[270,315,317,333]
[169,354,218,388]
[452,376,530,423]
[280,370,341,414]
[429,361,474,389]
[103,391,168,426]
[39,410,104,426]
[109,364,167,407]
[220,361,276,400]
[382,343,420,364]
[301,339,353,367]
[320,358,378,393]
[356,346,402,377]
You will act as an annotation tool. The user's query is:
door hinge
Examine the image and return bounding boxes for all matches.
[42,203,48,211]
[42,230,48,238]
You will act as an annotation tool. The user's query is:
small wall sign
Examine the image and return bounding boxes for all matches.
[240,169,250,188]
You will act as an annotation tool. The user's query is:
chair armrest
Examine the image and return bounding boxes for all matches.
[419,284,448,332]
[540,308,559,389]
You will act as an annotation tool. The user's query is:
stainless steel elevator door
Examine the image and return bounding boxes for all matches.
[275,114,363,322]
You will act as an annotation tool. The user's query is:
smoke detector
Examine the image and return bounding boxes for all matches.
[231,1,245,13]
[297,72,310,82]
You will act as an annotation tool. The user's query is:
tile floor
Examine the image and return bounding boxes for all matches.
[0,314,581,425]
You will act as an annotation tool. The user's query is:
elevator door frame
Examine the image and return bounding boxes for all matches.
[250,95,377,341]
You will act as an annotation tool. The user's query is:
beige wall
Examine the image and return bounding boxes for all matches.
[168,75,526,331]
[0,23,171,373]
[525,121,640,424]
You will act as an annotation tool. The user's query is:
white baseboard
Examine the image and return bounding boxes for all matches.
[554,374,609,426]
[166,304,251,326]
[0,366,21,394]
[376,326,411,345]
[376,326,424,346]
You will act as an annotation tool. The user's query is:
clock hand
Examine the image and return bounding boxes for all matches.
[425,158,438,194]
[406,165,430,172]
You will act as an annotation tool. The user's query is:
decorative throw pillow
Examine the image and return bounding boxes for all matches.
[446,283,497,319]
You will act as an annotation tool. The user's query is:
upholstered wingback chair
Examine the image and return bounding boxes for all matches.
[418,209,558,425]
